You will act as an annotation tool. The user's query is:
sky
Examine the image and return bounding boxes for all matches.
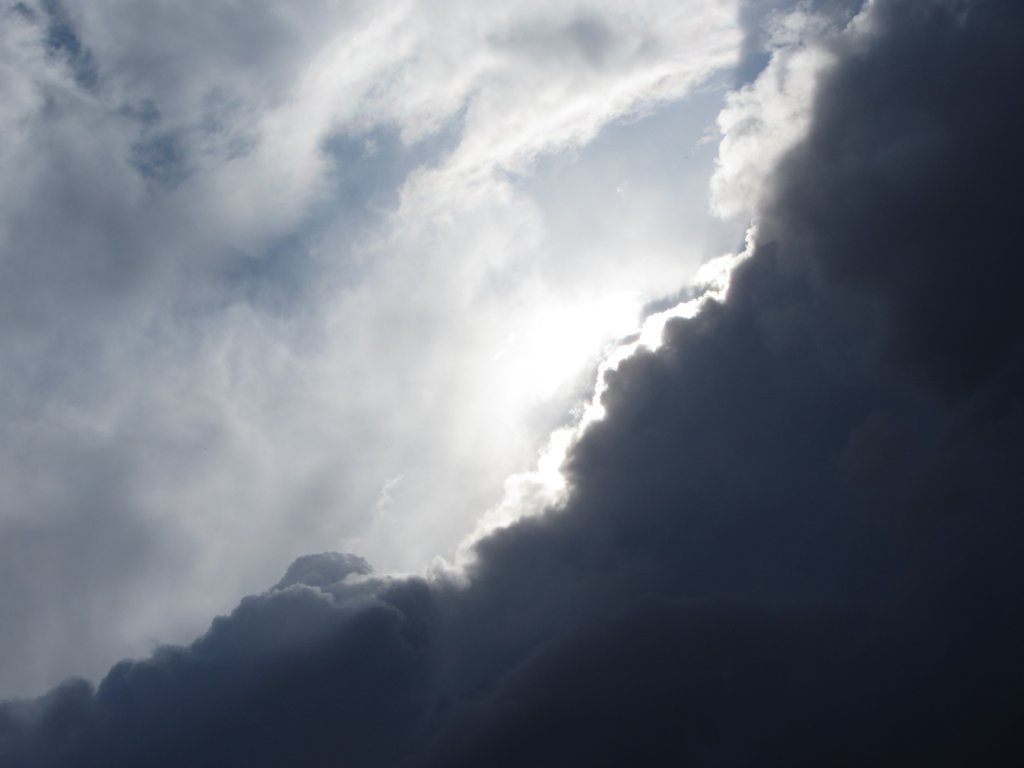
[2,0,1024,765]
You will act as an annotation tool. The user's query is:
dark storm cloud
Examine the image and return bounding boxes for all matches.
[3,1,1024,765]
[0,578,438,768]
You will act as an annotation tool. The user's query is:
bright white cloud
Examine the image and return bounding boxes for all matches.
[710,5,847,219]
[0,0,744,697]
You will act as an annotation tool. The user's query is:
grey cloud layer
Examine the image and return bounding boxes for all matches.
[3,0,1022,764]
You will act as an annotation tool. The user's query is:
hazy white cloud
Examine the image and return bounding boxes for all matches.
[711,6,844,219]
[0,0,744,697]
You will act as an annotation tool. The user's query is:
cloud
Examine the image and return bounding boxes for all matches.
[712,4,840,218]
[0,577,437,767]
[3,0,1023,764]
[274,551,372,590]
[0,0,741,696]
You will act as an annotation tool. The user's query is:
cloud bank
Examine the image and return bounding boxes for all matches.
[3,0,1023,765]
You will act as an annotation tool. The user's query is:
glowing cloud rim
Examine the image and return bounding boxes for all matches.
[453,225,757,569]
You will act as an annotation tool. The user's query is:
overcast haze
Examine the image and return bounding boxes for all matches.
[3,0,1024,765]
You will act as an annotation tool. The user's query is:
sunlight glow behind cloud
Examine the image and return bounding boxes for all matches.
[457,226,756,561]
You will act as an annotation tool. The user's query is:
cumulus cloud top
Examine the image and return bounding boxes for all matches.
[273,552,373,590]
